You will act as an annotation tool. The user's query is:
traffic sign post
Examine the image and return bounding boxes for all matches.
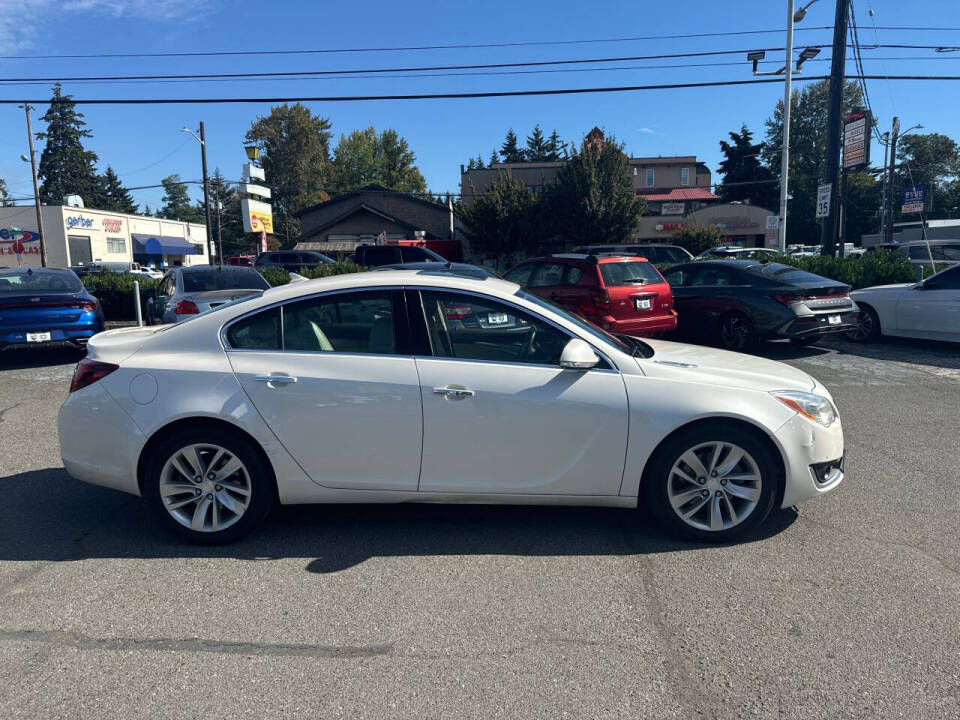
[10,226,24,266]
[816,184,832,220]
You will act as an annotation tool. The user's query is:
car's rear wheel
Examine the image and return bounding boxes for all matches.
[644,424,780,542]
[718,312,756,352]
[846,304,880,342]
[143,427,274,544]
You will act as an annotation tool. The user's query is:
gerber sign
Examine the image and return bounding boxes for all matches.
[241,198,274,234]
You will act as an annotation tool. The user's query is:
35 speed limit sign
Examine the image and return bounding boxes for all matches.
[816,184,832,219]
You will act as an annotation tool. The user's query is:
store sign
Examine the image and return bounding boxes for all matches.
[102,218,123,233]
[661,202,685,215]
[66,215,95,230]
[765,215,780,230]
[241,198,274,234]
[901,185,927,214]
[655,222,684,232]
[0,227,39,242]
[842,111,871,170]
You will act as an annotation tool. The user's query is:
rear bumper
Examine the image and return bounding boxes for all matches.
[601,311,678,336]
[781,310,859,338]
[0,323,102,347]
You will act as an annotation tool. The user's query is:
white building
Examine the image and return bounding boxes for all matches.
[0,204,210,269]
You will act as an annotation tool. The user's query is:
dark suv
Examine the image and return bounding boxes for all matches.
[254,250,334,272]
[353,244,446,268]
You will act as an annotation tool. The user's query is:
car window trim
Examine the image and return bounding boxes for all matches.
[406,285,616,372]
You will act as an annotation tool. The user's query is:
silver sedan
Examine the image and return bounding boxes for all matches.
[148,266,270,324]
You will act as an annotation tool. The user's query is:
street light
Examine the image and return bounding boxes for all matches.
[180,123,217,265]
[746,0,820,253]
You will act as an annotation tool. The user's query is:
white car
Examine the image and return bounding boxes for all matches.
[58,268,845,543]
[847,264,960,343]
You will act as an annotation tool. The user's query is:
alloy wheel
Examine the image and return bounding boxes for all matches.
[720,315,752,351]
[159,443,252,533]
[667,441,763,533]
[847,311,873,341]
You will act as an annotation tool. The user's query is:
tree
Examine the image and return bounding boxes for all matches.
[525,124,550,161]
[97,166,138,214]
[332,126,426,193]
[895,133,960,220]
[763,79,864,242]
[245,103,334,242]
[500,129,524,163]
[842,171,882,244]
[466,155,485,171]
[673,223,722,255]
[158,174,203,222]
[489,148,500,166]
[36,83,102,206]
[546,130,567,161]
[0,178,11,207]
[549,132,644,246]
[459,171,545,269]
[201,168,249,256]
[716,124,778,209]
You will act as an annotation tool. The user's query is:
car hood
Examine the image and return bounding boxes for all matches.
[638,338,816,393]
[86,325,166,364]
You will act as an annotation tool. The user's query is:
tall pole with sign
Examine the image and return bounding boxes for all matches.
[240,145,273,254]
[22,103,47,267]
[818,0,850,256]
[884,117,899,245]
[839,108,870,256]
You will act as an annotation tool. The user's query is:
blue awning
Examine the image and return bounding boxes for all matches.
[131,233,196,255]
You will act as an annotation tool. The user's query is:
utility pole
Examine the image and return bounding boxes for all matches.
[884,117,899,245]
[21,103,48,267]
[879,130,890,234]
[818,0,850,256]
[199,122,216,265]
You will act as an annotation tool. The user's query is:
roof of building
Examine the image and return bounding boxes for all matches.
[637,188,719,202]
[294,183,448,218]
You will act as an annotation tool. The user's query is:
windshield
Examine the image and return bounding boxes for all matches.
[182,269,270,293]
[599,261,663,286]
[516,289,653,358]
[0,269,83,294]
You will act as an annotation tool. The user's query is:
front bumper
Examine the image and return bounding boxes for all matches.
[775,412,845,507]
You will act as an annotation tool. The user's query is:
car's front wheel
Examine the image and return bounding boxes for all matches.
[143,427,274,543]
[644,424,780,542]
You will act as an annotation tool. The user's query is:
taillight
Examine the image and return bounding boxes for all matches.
[174,299,200,315]
[590,288,611,311]
[77,300,98,312]
[69,359,118,393]
[443,304,474,320]
[772,294,802,306]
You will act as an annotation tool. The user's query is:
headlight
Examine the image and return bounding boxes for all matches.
[771,390,837,427]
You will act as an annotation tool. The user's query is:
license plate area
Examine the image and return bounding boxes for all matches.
[487,312,509,325]
[26,331,52,342]
[632,297,654,311]
[827,314,841,325]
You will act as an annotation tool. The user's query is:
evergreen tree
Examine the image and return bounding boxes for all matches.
[143,204,153,217]
[475,154,485,169]
[98,166,138,214]
[203,168,247,256]
[525,124,550,161]
[0,178,11,207]
[158,174,203,222]
[489,148,500,166]
[546,130,567,161]
[466,158,480,171]
[500,129,524,163]
[716,124,777,209]
[36,83,102,206]
[332,126,427,193]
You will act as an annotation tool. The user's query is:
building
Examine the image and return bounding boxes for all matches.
[860,219,960,248]
[0,204,210,269]
[293,184,463,259]
[636,202,779,247]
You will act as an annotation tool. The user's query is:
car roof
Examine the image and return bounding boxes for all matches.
[177,264,259,273]
[373,262,496,278]
[525,253,651,264]
[0,266,75,276]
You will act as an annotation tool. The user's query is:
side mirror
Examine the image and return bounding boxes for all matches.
[559,338,600,370]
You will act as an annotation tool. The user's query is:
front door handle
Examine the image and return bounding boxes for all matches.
[255,374,298,385]
[432,385,475,399]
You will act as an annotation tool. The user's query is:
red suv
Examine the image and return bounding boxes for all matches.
[503,254,677,336]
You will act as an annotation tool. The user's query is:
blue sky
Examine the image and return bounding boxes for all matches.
[0,0,958,212]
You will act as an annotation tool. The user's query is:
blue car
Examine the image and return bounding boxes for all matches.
[0,267,104,351]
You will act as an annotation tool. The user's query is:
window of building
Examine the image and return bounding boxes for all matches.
[633,167,638,176]
[106,237,126,254]
[681,167,690,186]
[646,169,655,187]
[192,244,205,255]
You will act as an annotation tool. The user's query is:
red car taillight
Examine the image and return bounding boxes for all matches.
[174,299,200,315]
[443,304,474,320]
[77,300,98,312]
[69,359,118,393]
[590,288,611,311]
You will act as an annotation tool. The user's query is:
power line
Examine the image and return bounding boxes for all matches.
[1,26,957,61]
[1,74,959,105]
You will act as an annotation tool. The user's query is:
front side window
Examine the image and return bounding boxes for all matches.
[689,268,741,287]
[646,168,655,187]
[420,291,568,366]
[283,291,395,354]
[528,262,565,288]
[107,237,126,254]
[929,265,960,290]
[502,263,535,287]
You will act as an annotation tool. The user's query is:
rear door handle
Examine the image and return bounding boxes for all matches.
[432,386,475,399]
[255,374,297,385]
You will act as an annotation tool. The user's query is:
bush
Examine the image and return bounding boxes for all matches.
[82,270,156,321]
[260,260,366,287]
[769,250,920,289]
[672,223,723,256]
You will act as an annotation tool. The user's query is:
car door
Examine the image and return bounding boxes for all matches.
[895,266,960,340]
[412,289,628,496]
[225,288,423,491]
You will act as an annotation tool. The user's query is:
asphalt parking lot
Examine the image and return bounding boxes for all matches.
[0,336,958,719]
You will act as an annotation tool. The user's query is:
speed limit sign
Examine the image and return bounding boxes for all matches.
[816,184,832,219]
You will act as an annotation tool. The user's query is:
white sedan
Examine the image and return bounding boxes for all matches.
[58,268,845,543]
[847,264,960,343]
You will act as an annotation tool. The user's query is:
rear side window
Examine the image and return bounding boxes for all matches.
[599,261,662,286]
[562,265,584,285]
[662,247,690,263]
[283,291,395,354]
[688,268,741,287]
[529,262,565,287]
[226,307,281,350]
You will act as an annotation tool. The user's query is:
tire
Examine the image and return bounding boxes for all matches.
[643,423,781,543]
[846,304,880,342]
[718,312,756,352]
[789,336,818,346]
[142,426,274,544]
